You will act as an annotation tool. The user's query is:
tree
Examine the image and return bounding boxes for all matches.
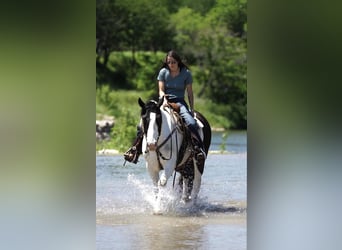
[169,2,247,128]
[210,0,247,38]
[96,0,129,66]
[169,7,205,63]
[196,25,247,127]
[96,0,173,86]
[180,0,216,15]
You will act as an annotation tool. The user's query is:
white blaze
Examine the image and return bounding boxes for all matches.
[146,112,158,145]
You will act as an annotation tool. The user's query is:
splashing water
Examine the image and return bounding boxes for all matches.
[127,174,182,215]
[126,174,244,217]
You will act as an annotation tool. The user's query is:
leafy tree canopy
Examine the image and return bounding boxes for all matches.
[96,0,247,129]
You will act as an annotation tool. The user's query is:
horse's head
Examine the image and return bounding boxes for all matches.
[138,97,163,151]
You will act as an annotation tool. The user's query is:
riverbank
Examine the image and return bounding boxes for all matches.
[96,149,235,156]
[96,88,236,152]
[96,130,246,155]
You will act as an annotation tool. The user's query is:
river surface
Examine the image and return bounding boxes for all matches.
[96,131,246,249]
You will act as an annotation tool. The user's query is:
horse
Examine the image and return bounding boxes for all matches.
[138,97,211,206]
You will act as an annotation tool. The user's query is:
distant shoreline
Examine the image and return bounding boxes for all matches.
[211,127,225,132]
[96,149,235,156]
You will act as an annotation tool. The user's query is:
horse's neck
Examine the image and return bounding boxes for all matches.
[159,107,180,140]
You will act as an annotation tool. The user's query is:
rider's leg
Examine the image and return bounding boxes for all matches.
[188,124,206,156]
[178,104,206,160]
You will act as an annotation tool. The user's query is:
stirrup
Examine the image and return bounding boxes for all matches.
[194,146,206,161]
[124,146,140,164]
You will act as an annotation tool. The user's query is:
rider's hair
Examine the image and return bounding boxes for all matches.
[160,50,190,71]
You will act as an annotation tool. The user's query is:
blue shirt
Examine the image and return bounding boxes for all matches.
[157,67,193,100]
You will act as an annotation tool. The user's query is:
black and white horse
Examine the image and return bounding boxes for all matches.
[138,97,211,210]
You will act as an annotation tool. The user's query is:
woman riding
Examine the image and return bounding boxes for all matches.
[124,50,205,164]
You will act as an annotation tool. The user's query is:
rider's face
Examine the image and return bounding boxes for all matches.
[166,56,178,70]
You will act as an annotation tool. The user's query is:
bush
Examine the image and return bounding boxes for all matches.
[98,51,165,95]
[96,87,150,152]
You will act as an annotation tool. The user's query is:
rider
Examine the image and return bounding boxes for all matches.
[124,50,206,164]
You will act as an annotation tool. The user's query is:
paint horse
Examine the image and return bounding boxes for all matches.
[138,97,211,204]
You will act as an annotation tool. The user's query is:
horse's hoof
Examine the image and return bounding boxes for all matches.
[158,176,167,186]
[153,211,163,215]
[153,204,163,215]
[180,196,191,204]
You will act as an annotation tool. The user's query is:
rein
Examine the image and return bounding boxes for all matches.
[156,126,178,160]
[156,106,181,188]
[156,105,182,161]
[143,103,183,183]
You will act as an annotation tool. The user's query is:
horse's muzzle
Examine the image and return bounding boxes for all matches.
[147,143,157,151]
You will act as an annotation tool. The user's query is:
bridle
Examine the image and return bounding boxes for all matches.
[141,102,181,165]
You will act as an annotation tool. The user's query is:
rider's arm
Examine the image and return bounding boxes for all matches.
[187,84,194,114]
[158,80,165,98]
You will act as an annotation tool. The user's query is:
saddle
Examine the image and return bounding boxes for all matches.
[166,102,181,113]
[164,102,203,171]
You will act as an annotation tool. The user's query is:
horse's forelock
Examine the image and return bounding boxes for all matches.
[146,100,157,108]
[149,100,158,105]
[144,100,161,114]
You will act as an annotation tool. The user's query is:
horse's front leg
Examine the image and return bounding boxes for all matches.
[146,163,159,186]
[145,152,160,194]
[181,177,192,202]
[180,165,194,203]
[158,160,177,186]
[147,165,163,214]
[190,158,202,201]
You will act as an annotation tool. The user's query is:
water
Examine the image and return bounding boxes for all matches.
[96,131,246,250]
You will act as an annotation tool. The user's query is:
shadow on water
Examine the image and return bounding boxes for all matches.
[161,198,247,218]
[196,202,246,214]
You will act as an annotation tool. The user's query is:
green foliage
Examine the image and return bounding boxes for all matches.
[194,97,231,130]
[96,86,233,152]
[109,108,138,152]
[96,87,151,152]
[162,0,215,15]
[98,51,164,99]
[209,0,247,38]
[133,52,164,94]
[96,0,129,64]
[182,0,216,15]
[96,0,173,58]
[169,7,205,62]
[169,1,247,129]
[219,132,229,152]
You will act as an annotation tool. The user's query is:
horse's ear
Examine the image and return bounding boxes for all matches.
[157,96,164,107]
[138,97,145,108]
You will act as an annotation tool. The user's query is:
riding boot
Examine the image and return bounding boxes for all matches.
[191,134,205,157]
[188,125,206,171]
[124,126,143,164]
[190,136,206,174]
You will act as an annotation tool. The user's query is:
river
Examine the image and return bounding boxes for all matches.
[96,131,246,249]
